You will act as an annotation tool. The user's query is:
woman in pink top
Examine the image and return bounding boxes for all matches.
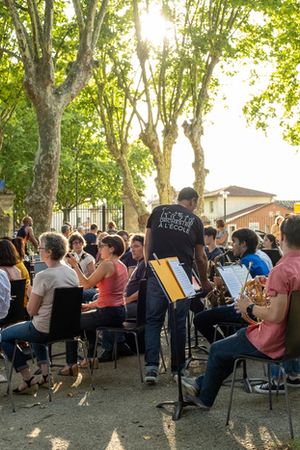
[59,234,127,376]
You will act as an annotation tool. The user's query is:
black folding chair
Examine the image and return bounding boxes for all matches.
[92,279,148,382]
[11,286,94,403]
[1,279,26,327]
[226,290,300,439]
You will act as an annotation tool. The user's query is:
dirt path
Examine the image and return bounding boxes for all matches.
[0,339,298,450]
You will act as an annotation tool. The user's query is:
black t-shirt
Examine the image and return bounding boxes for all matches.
[83,232,97,245]
[146,204,205,280]
[120,248,137,269]
[126,258,146,297]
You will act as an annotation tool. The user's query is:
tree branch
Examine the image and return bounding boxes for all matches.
[92,0,109,50]
[44,0,53,56]
[4,0,33,62]
[72,0,85,40]
[0,46,23,61]
[27,0,43,58]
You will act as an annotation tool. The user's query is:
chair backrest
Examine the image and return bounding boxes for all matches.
[2,278,26,326]
[284,290,300,360]
[34,261,48,275]
[84,244,98,258]
[135,279,147,327]
[47,286,83,343]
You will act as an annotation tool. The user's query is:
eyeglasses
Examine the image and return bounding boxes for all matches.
[38,246,45,251]
[100,244,109,249]
[72,241,82,245]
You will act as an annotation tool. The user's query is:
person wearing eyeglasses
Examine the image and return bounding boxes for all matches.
[59,234,128,375]
[99,234,146,362]
[0,233,79,393]
[67,232,95,277]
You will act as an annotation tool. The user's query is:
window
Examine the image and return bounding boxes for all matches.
[210,201,214,213]
[265,225,270,233]
[249,222,259,231]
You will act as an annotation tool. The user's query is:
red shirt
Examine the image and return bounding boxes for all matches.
[247,250,300,359]
[97,260,127,308]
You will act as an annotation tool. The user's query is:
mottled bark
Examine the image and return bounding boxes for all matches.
[162,123,178,203]
[117,151,149,232]
[140,125,169,204]
[182,118,207,215]
[4,0,108,236]
[25,104,62,236]
[92,76,149,231]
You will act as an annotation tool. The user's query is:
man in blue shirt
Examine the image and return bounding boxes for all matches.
[194,228,270,344]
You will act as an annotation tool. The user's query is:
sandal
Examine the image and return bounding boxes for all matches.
[79,357,98,370]
[38,373,54,388]
[13,376,38,395]
[57,364,79,376]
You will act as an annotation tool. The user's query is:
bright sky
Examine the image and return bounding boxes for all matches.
[146,67,300,202]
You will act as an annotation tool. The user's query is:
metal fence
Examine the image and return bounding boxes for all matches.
[51,205,124,233]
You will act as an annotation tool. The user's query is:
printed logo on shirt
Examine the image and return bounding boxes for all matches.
[158,207,195,234]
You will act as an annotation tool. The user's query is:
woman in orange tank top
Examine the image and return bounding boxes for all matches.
[59,235,128,376]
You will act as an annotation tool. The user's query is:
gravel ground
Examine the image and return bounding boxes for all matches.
[0,336,298,450]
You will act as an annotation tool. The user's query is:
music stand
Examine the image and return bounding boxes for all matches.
[148,257,195,420]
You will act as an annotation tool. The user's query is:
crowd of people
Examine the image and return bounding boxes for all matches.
[0,189,298,421]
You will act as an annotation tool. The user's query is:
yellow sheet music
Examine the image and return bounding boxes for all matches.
[149,257,186,302]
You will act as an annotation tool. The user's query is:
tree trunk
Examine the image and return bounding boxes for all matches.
[162,123,179,202]
[182,118,207,215]
[116,151,149,231]
[63,209,71,223]
[140,125,170,205]
[24,105,62,238]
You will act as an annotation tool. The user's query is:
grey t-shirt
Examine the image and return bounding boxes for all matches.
[32,265,79,333]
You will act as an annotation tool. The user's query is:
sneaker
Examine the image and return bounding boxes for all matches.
[98,350,114,363]
[172,368,189,379]
[183,392,211,410]
[0,374,7,383]
[255,380,285,394]
[145,370,158,384]
[174,376,200,396]
[117,343,134,357]
[286,375,300,387]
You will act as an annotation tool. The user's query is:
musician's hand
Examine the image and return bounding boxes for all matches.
[213,276,223,287]
[81,303,90,312]
[201,280,213,294]
[255,275,267,285]
[65,253,77,268]
[234,293,253,314]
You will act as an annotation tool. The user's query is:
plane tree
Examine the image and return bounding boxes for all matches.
[2,0,109,235]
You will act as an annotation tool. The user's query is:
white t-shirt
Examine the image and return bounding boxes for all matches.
[0,269,11,319]
[32,265,79,333]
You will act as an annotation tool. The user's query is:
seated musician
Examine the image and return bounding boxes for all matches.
[95,234,146,362]
[190,227,225,314]
[204,227,225,281]
[178,214,300,409]
[59,235,128,375]
[194,228,270,344]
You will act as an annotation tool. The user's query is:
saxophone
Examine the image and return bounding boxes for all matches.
[206,251,229,308]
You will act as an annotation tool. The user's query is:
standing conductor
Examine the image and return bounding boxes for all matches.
[144,187,211,383]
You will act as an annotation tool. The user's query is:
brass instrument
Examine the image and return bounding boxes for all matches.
[206,251,229,308]
[242,279,268,324]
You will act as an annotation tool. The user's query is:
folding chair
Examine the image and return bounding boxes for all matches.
[92,279,148,382]
[226,290,300,439]
[11,286,94,402]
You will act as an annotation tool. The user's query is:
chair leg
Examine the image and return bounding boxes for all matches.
[44,346,52,402]
[226,358,240,426]
[113,332,118,369]
[131,332,143,383]
[79,338,94,390]
[1,354,15,412]
[267,365,272,411]
[282,368,294,439]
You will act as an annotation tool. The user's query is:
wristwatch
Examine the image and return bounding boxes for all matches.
[246,303,255,315]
